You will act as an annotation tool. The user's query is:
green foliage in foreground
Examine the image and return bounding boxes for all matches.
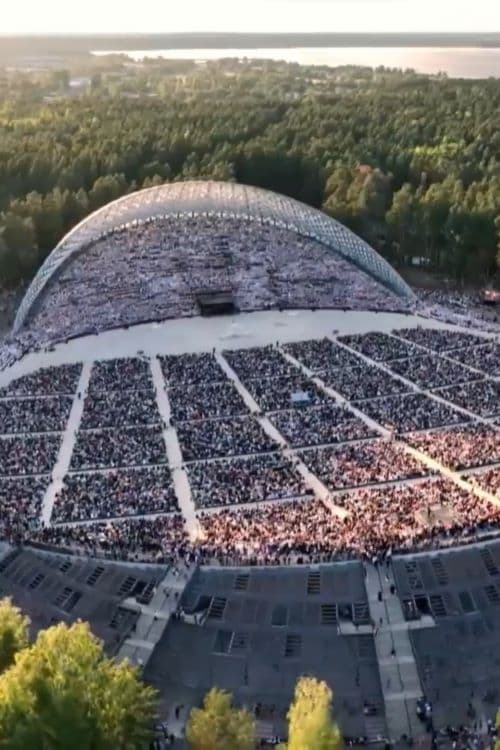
[0,600,157,750]
[185,676,342,750]
[0,598,29,675]
[186,687,256,750]
[282,676,342,750]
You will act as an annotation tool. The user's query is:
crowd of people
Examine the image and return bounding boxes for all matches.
[445,342,500,377]
[51,467,179,523]
[300,439,432,489]
[0,331,499,563]
[168,381,246,423]
[406,425,500,471]
[176,416,275,462]
[244,374,328,412]
[18,216,408,349]
[31,514,190,561]
[324,364,410,400]
[434,381,500,419]
[269,404,377,447]
[356,393,467,433]
[395,327,487,352]
[70,425,167,471]
[0,396,72,434]
[0,363,82,396]
[0,434,61,476]
[0,477,47,535]
[80,390,161,429]
[160,352,226,386]
[465,468,500,498]
[338,332,418,361]
[282,338,362,371]
[88,356,153,392]
[387,353,482,390]
[186,453,310,509]
[193,477,499,563]
[334,479,500,553]
[223,345,297,380]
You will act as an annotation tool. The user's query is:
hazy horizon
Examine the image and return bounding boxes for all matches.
[2,0,499,35]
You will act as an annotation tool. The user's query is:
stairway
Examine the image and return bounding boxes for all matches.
[365,563,426,742]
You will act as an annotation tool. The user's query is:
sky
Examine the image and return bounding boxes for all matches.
[1,0,499,34]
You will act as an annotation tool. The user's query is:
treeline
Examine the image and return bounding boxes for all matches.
[0,61,499,288]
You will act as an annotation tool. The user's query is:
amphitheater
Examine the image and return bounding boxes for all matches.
[1,181,500,746]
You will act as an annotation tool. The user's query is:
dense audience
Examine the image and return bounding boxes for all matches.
[433,381,500,418]
[269,404,377,447]
[0,434,61,476]
[394,327,486,352]
[187,453,310,508]
[334,479,500,554]
[1,327,499,564]
[0,477,47,532]
[0,396,72,434]
[70,426,167,470]
[244,374,328,412]
[160,352,226,386]
[324,364,410,400]
[388,353,482,389]
[88,357,153,392]
[282,338,362,371]
[446,342,500,377]
[80,390,160,429]
[357,393,466,432]
[196,478,498,563]
[168,381,246,422]
[177,417,275,461]
[223,345,296,380]
[338,332,418,361]
[31,515,190,561]
[51,467,179,523]
[300,439,431,489]
[0,363,82,396]
[23,216,407,346]
[465,468,500,498]
[406,425,500,470]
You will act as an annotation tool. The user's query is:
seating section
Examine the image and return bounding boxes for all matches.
[0,332,498,565]
[392,541,500,727]
[0,547,167,655]
[144,564,385,741]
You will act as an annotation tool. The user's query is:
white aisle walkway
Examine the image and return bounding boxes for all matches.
[41,362,92,525]
[150,357,199,539]
[215,351,341,515]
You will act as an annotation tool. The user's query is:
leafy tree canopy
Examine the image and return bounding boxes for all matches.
[0,617,157,750]
[185,687,256,750]
[0,598,29,675]
[282,676,342,750]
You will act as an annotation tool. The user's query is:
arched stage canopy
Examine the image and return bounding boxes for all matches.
[14,181,415,332]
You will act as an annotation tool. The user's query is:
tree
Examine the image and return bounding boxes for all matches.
[282,676,341,750]
[0,599,29,675]
[185,687,256,750]
[0,620,157,750]
[0,213,38,286]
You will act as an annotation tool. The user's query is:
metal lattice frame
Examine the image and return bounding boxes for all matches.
[14,181,415,332]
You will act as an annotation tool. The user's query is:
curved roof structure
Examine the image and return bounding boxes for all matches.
[14,180,415,333]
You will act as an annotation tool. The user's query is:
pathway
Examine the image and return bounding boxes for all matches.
[365,562,427,742]
[216,351,342,515]
[118,559,197,670]
[150,357,199,539]
[40,362,92,525]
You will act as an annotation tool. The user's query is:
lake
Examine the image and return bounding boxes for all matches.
[93,47,500,78]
